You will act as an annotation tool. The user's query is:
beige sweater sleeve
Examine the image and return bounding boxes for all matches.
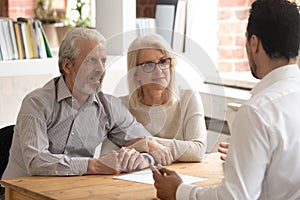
[119,90,207,162]
[152,91,206,162]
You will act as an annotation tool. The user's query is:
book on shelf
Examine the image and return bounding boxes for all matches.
[36,20,52,58]
[33,20,47,58]
[27,19,39,58]
[17,18,39,59]
[18,20,30,59]
[8,19,19,59]
[0,17,52,61]
[0,18,18,60]
[0,18,10,60]
[13,21,25,59]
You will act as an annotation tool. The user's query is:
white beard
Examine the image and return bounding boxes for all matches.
[72,72,103,95]
[80,81,102,94]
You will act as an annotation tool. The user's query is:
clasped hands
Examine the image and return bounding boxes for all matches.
[88,138,173,175]
[88,147,149,175]
[125,136,173,166]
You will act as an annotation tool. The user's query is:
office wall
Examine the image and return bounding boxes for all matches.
[3,0,255,73]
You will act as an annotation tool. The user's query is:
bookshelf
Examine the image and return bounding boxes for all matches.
[0,17,52,61]
[0,15,57,127]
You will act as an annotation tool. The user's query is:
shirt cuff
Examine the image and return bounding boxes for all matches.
[176,183,200,200]
[70,157,89,175]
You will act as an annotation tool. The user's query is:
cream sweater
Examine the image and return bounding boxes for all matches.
[120,89,207,162]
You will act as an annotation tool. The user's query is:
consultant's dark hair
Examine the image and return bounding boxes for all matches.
[247,0,300,60]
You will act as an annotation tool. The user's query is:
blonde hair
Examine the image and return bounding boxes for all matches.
[127,34,177,105]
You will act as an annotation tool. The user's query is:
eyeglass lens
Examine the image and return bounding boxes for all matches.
[141,58,171,73]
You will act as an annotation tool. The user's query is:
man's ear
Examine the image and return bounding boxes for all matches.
[250,34,259,53]
[62,58,72,74]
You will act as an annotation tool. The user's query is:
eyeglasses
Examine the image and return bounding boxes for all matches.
[137,57,172,73]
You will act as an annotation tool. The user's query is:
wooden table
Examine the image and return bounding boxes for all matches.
[0,153,223,200]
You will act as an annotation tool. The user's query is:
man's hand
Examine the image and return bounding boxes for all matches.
[151,165,183,200]
[118,147,149,172]
[218,142,230,161]
[87,151,121,174]
[148,140,173,166]
[87,147,149,174]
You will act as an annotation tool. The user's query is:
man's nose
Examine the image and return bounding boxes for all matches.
[95,60,105,71]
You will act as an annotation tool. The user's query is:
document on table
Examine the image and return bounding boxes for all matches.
[114,169,207,185]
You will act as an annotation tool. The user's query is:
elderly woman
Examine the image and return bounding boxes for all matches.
[120,34,207,162]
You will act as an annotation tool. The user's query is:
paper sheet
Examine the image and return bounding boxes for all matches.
[114,169,207,185]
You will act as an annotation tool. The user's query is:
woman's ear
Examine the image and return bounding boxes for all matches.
[62,58,72,74]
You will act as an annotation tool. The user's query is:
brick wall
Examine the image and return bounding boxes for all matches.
[8,0,36,20]
[218,0,254,72]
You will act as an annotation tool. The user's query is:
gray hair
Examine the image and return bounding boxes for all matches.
[127,34,177,103]
[58,27,106,75]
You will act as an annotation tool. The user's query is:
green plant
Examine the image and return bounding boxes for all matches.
[72,0,91,27]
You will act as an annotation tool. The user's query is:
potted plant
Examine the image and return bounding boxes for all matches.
[56,0,92,44]
[72,0,92,27]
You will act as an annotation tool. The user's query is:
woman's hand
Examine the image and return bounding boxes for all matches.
[148,140,173,166]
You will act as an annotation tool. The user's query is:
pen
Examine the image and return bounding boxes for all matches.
[157,166,166,176]
[159,169,166,176]
[150,164,166,176]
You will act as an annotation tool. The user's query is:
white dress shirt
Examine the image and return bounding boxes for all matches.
[176,64,300,199]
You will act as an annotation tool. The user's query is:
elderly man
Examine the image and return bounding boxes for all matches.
[3,27,172,179]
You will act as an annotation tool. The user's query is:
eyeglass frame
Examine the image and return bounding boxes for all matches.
[137,57,172,73]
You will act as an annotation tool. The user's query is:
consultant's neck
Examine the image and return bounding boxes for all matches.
[258,56,297,79]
